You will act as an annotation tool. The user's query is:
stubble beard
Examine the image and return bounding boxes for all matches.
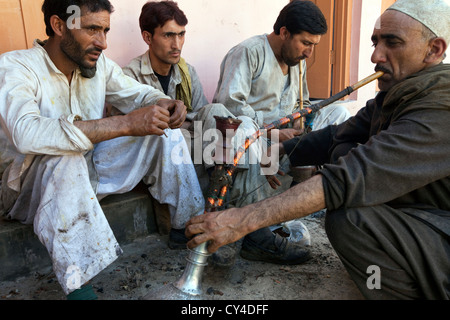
[60,29,98,71]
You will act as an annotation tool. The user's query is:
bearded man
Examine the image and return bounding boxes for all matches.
[0,0,205,299]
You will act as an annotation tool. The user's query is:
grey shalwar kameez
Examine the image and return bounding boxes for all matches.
[211,34,351,207]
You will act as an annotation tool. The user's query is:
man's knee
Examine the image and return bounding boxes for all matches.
[324,208,352,251]
[324,207,372,254]
[197,103,232,120]
[314,104,351,130]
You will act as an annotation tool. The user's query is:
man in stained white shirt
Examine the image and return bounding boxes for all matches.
[0,0,205,300]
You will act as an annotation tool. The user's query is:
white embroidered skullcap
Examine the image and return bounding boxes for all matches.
[387,0,450,45]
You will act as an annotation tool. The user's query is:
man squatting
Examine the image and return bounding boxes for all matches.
[186,0,450,300]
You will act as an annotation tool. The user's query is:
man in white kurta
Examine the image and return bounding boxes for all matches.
[206,1,351,267]
[211,34,351,207]
[0,17,204,297]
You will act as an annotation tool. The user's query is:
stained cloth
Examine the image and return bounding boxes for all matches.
[176,57,193,112]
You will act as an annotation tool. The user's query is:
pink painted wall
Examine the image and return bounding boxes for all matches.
[105,0,287,102]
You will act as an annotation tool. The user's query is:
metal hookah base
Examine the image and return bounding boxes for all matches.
[141,242,210,300]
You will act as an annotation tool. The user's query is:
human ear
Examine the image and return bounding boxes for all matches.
[424,38,447,63]
[279,26,290,41]
[142,31,152,46]
[49,15,66,37]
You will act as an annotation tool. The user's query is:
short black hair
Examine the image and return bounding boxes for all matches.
[139,1,188,34]
[42,0,114,37]
[273,0,327,36]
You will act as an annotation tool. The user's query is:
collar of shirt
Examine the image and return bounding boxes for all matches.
[34,40,83,83]
[141,50,182,86]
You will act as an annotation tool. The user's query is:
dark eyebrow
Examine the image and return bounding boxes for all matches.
[381,34,403,41]
[83,24,101,29]
[372,33,404,42]
[164,31,186,36]
[83,24,110,32]
[371,33,403,43]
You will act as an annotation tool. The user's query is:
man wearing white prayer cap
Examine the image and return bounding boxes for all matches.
[186,0,450,299]
[372,0,450,92]
[387,0,450,45]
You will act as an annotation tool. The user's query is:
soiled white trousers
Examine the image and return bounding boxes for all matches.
[3,129,204,294]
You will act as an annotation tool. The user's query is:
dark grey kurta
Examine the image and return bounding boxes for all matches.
[283,63,450,299]
[284,63,450,235]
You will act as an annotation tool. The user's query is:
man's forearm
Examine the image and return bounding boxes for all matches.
[241,174,326,234]
[185,173,326,252]
[74,104,174,144]
[74,115,130,144]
